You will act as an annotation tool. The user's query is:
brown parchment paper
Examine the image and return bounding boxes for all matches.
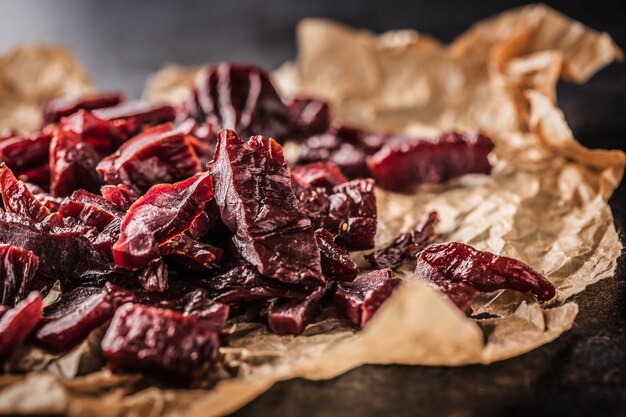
[0,4,624,417]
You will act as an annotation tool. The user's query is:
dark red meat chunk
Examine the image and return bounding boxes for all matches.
[25,183,63,212]
[160,234,222,272]
[97,123,201,194]
[58,190,123,231]
[365,211,439,270]
[93,101,176,126]
[291,162,348,188]
[367,131,494,190]
[113,173,213,270]
[17,164,51,188]
[138,257,169,293]
[101,303,220,380]
[100,184,139,211]
[286,98,331,139]
[268,285,329,335]
[315,229,358,281]
[290,174,331,230]
[184,63,290,141]
[210,130,323,284]
[180,289,230,332]
[0,130,52,177]
[35,283,135,352]
[414,242,556,314]
[205,265,310,304]
[0,244,39,307]
[0,291,43,360]
[0,164,51,222]
[333,269,401,327]
[60,110,137,155]
[49,129,102,197]
[42,92,124,125]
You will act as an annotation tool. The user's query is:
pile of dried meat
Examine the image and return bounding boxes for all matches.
[0,63,554,382]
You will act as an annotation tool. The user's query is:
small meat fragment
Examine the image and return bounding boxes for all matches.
[414,242,556,314]
[0,244,39,307]
[160,234,223,272]
[25,183,63,211]
[42,92,124,125]
[184,63,290,141]
[58,190,123,231]
[325,179,377,250]
[315,229,358,281]
[180,289,230,332]
[286,98,331,139]
[113,173,213,270]
[0,163,51,222]
[93,101,176,126]
[49,129,102,197]
[60,110,137,155]
[367,132,494,190]
[206,265,310,304]
[0,131,52,176]
[210,130,323,284]
[291,162,348,188]
[0,292,43,360]
[101,303,220,380]
[333,269,401,327]
[35,283,135,352]
[138,257,168,292]
[97,123,201,194]
[365,211,439,270]
[268,285,329,335]
[290,174,331,230]
[100,184,139,211]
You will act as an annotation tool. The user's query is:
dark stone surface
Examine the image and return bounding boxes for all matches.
[1,0,625,415]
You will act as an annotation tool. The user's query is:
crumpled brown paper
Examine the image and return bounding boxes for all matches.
[0,4,624,417]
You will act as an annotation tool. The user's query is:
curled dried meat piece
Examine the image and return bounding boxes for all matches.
[101,303,220,380]
[42,92,124,125]
[97,123,201,194]
[414,242,556,314]
[315,229,358,281]
[160,234,222,272]
[0,130,52,176]
[291,162,348,188]
[333,269,401,327]
[0,244,39,307]
[0,163,51,222]
[180,289,229,332]
[60,110,137,156]
[211,130,323,284]
[113,173,213,270]
[49,129,102,197]
[58,190,123,231]
[367,132,494,190]
[286,98,331,139]
[93,101,176,126]
[206,265,310,304]
[100,184,139,211]
[138,257,168,293]
[185,63,290,141]
[365,211,439,270]
[35,283,135,352]
[0,291,43,360]
[268,285,330,335]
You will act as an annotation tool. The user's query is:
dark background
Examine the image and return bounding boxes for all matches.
[2,1,626,416]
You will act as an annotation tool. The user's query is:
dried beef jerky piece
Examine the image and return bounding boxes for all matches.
[35,283,135,352]
[211,130,323,284]
[138,257,168,293]
[49,129,102,197]
[0,163,51,222]
[61,110,138,155]
[0,212,115,282]
[367,131,494,190]
[25,183,63,212]
[58,190,123,231]
[324,179,377,251]
[42,92,124,125]
[286,97,331,139]
[113,173,213,270]
[100,184,139,211]
[0,244,39,307]
[414,242,556,314]
[185,63,291,141]
[93,101,176,126]
[365,211,439,270]
[333,269,401,327]
[206,265,310,304]
[97,123,201,194]
[291,162,348,188]
[180,289,229,332]
[0,292,43,360]
[0,130,52,174]
[160,234,222,272]
[268,285,329,335]
[101,303,220,380]
[290,174,331,230]
[315,229,358,281]
[17,164,50,188]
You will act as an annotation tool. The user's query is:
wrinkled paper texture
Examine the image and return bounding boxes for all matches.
[1,4,624,416]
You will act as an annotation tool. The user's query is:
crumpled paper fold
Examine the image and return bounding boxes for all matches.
[0,4,623,416]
